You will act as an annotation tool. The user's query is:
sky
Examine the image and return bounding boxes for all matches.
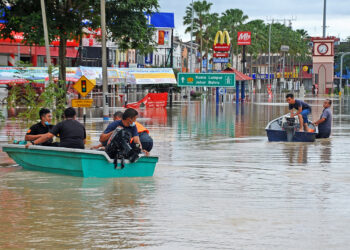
[158,0,350,41]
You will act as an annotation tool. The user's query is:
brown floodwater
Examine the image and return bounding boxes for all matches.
[1,94,350,249]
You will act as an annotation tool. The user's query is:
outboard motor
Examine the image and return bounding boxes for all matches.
[282,115,300,142]
[105,127,141,169]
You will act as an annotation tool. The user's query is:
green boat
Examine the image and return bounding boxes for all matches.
[2,144,158,178]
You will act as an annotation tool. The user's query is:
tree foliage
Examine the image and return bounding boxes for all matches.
[183,2,311,71]
[0,0,158,86]
[183,0,213,72]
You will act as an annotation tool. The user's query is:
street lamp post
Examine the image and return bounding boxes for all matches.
[188,0,194,103]
[340,52,350,95]
[323,0,327,38]
[268,21,272,88]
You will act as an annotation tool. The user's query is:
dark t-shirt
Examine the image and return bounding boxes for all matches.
[318,107,332,134]
[50,119,86,149]
[26,122,54,146]
[103,120,138,137]
[289,99,311,111]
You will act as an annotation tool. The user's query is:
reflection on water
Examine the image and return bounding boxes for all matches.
[1,94,350,249]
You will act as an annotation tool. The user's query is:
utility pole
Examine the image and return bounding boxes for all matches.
[40,0,52,86]
[101,0,109,120]
[323,0,327,37]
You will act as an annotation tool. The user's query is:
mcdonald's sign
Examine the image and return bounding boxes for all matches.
[213,30,231,52]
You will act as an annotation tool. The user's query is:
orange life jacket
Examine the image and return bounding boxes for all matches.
[135,122,149,134]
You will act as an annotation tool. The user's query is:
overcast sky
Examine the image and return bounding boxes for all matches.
[158,0,350,41]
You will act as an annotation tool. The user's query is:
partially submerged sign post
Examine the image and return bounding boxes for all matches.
[72,76,96,123]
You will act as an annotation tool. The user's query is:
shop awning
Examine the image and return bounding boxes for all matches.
[0,67,177,85]
[120,68,177,85]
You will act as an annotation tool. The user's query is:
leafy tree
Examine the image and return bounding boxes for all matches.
[202,13,219,71]
[335,37,350,76]
[220,8,248,66]
[0,0,158,102]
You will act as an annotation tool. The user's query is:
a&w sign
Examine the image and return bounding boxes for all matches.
[237,31,251,45]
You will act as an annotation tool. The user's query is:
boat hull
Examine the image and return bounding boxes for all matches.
[266,129,316,142]
[2,144,158,178]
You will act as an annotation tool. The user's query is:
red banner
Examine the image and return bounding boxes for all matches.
[213,44,230,51]
[126,93,168,108]
[237,31,251,45]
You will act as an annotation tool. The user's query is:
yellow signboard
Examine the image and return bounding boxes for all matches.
[303,66,309,72]
[71,99,93,108]
[73,76,95,97]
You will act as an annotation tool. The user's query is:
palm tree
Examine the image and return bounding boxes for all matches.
[202,12,219,71]
[220,9,248,68]
[183,0,213,72]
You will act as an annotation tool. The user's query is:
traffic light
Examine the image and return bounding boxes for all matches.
[81,80,87,92]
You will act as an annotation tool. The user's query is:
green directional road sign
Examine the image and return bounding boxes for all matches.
[177,73,235,87]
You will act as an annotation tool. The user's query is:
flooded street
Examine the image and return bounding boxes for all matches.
[1,94,350,249]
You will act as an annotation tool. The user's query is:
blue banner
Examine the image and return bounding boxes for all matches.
[145,53,153,64]
[213,58,229,63]
[145,12,175,28]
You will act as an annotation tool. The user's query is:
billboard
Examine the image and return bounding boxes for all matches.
[145,12,175,28]
[154,28,172,49]
[237,31,251,45]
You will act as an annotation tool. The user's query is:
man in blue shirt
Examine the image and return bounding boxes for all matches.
[99,108,143,151]
[286,93,312,132]
[313,99,332,138]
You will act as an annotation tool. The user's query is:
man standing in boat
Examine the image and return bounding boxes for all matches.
[313,99,332,138]
[100,108,146,154]
[286,93,312,132]
[25,107,86,149]
[25,108,57,146]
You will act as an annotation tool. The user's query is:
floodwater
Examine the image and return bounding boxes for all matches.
[1,94,350,249]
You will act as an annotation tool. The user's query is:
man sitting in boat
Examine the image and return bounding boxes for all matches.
[100,108,146,154]
[25,107,86,149]
[25,108,58,146]
[113,111,153,153]
[93,111,153,153]
[313,99,332,138]
[286,93,312,132]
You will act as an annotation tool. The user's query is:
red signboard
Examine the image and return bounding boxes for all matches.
[237,31,251,45]
[214,52,229,58]
[158,30,165,45]
[119,62,129,68]
[213,44,230,51]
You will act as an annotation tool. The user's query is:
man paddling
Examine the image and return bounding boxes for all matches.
[286,93,312,132]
